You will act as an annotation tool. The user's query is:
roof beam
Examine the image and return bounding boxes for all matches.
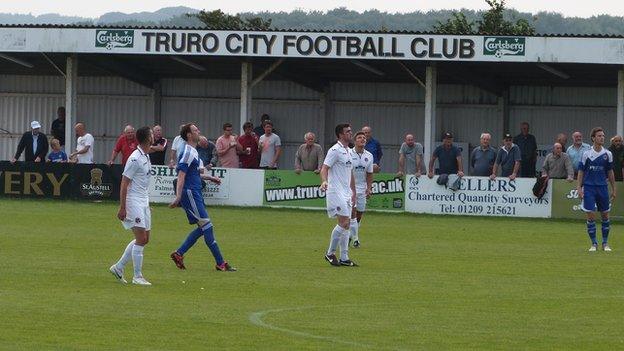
[250,58,285,88]
[397,61,426,89]
[536,63,570,80]
[350,60,385,76]
[171,56,206,71]
[441,64,505,97]
[0,53,34,68]
[80,55,157,89]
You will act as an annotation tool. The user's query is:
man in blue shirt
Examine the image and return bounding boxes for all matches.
[428,132,464,178]
[490,134,521,180]
[471,132,497,176]
[567,131,592,177]
[169,123,236,271]
[577,127,616,252]
[362,126,382,172]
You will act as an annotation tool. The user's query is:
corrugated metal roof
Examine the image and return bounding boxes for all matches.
[1,23,623,38]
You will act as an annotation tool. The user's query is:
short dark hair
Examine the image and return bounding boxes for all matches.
[263,120,273,128]
[260,113,270,121]
[243,122,253,130]
[335,123,351,138]
[223,123,233,130]
[354,131,366,138]
[590,127,604,142]
[136,126,152,144]
[180,123,194,141]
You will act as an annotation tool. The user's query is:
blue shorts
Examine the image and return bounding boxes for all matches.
[582,185,610,213]
[180,188,212,226]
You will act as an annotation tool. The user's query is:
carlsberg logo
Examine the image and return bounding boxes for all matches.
[483,37,525,57]
[95,30,134,49]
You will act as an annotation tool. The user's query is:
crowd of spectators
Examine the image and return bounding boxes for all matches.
[8,108,624,182]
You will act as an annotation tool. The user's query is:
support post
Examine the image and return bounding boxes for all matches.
[423,64,437,170]
[240,62,252,133]
[319,86,330,150]
[152,81,162,126]
[618,68,624,137]
[65,55,78,156]
[499,89,510,134]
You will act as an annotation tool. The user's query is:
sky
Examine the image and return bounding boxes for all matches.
[2,0,623,18]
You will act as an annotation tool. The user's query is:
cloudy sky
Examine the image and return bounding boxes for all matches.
[2,0,622,18]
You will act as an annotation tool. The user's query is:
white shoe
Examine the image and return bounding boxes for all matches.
[588,244,598,252]
[109,265,127,284]
[132,276,152,286]
[603,244,612,252]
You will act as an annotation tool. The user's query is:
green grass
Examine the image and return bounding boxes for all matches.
[1,198,623,350]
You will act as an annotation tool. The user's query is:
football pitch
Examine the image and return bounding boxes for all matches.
[1,198,623,350]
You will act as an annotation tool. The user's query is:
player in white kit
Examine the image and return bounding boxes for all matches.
[350,131,374,248]
[320,123,357,266]
[109,126,154,285]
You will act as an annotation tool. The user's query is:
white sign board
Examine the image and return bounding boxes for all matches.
[149,165,229,203]
[1,27,624,64]
[405,175,552,218]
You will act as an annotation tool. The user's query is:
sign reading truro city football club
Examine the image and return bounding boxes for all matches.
[405,175,552,218]
[263,170,405,211]
[148,165,230,203]
[1,27,624,64]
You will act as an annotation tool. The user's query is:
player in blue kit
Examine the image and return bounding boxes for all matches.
[577,127,617,252]
[169,123,236,271]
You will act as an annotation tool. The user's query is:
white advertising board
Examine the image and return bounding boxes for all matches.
[149,165,230,203]
[405,175,552,218]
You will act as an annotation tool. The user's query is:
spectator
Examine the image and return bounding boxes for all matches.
[149,125,168,165]
[470,132,497,177]
[47,138,68,163]
[51,106,66,146]
[608,135,624,181]
[70,123,94,164]
[567,131,592,177]
[108,125,138,166]
[555,133,568,151]
[490,133,521,180]
[513,122,538,177]
[294,132,324,174]
[253,114,274,138]
[238,122,260,169]
[259,121,282,169]
[362,126,382,172]
[542,143,574,181]
[197,136,218,168]
[169,124,186,168]
[428,132,464,178]
[216,122,241,168]
[11,120,49,163]
[396,133,424,177]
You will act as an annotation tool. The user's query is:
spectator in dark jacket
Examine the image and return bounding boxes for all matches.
[11,120,49,163]
[50,106,66,146]
[513,122,537,177]
[608,135,624,181]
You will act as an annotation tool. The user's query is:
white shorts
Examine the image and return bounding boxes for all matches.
[121,203,151,231]
[355,192,367,212]
[326,192,352,218]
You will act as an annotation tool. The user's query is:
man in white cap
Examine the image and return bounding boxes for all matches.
[11,120,49,163]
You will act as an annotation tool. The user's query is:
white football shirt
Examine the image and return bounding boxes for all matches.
[122,146,151,205]
[351,148,374,194]
[324,142,353,197]
[76,133,94,164]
